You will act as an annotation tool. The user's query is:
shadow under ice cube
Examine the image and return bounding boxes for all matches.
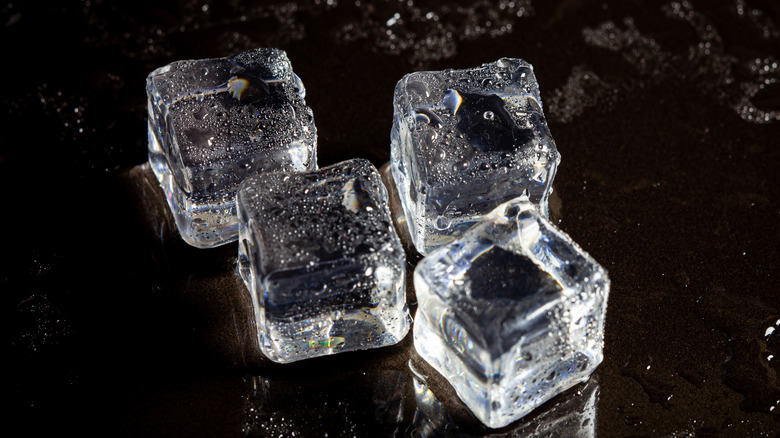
[147,48,317,248]
[413,197,609,428]
[237,159,410,364]
[390,58,560,254]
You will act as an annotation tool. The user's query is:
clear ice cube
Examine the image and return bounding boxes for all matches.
[236,159,410,364]
[413,197,609,428]
[390,58,560,254]
[147,48,317,248]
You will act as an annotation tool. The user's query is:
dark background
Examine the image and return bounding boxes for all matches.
[3,0,779,436]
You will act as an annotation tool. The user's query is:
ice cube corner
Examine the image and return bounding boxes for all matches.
[147,48,317,248]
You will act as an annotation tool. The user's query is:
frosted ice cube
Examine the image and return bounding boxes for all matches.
[147,48,317,248]
[413,197,609,428]
[390,58,560,254]
[237,159,410,364]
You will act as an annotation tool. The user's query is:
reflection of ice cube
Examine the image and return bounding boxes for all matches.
[390,58,560,254]
[242,370,410,436]
[413,197,609,428]
[410,361,599,437]
[146,48,317,248]
[236,159,410,363]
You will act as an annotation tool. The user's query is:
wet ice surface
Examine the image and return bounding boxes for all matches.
[236,159,409,364]
[147,48,316,248]
[413,198,609,428]
[390,58,560,255]
[105,166,608,437]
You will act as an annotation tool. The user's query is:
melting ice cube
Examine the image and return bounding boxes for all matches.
[236,159,410,363]
[413,197,609,428]
[146,48,317,248]
[390,58,560,254]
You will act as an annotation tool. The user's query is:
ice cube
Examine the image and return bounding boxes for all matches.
[390,58,560,254]
[236,159,410,364]
[147,48,317,248]
[412,197,609,428]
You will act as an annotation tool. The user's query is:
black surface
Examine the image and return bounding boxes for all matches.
[3,0,779,436]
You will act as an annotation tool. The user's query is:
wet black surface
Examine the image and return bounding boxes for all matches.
[3,0,779,436]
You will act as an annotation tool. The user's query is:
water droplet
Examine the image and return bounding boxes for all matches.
[192,218,208,228]
[406,80,430,98]
[414,108,443,128]
[415,113,430,125]
[497,58,512,69]
[442,89,463,115]
[228,77,250,99]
